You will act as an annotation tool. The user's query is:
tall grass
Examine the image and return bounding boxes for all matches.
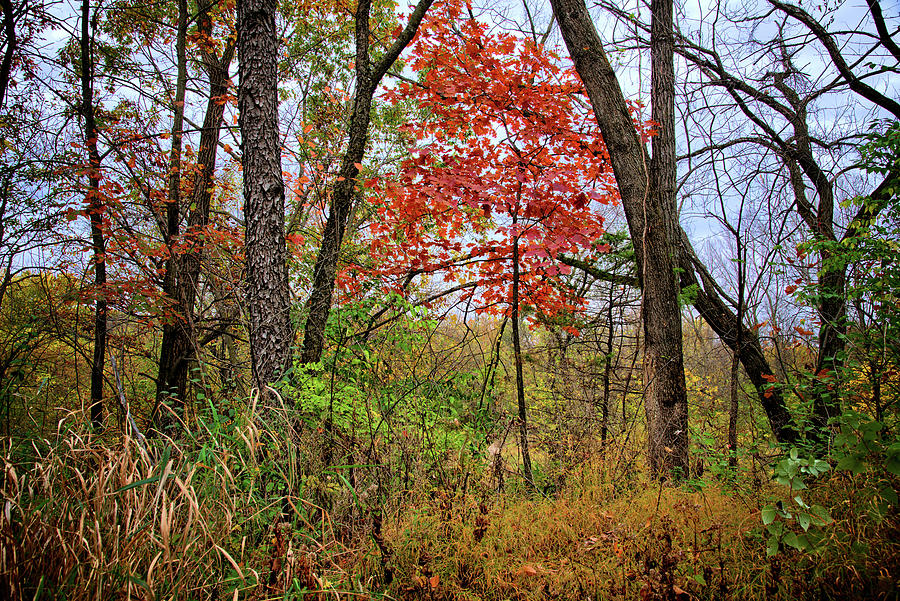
[2,398,897,600]
[0,394,374,600]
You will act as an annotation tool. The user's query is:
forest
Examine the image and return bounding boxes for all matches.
[0,0,899,598]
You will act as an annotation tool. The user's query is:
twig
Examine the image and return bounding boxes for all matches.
[110,355,148,453]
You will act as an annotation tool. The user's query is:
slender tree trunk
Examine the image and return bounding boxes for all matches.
[600,285,614,447]
[300,0,434,366]
[80,0,106,429]
[238,0,292,390]
[155,0,188,418]
[676,233,797,443]
[478,315,507,417]
[0,0,16,110]
[728,351,739,467]
[154,2,234,425]
[510,216,534,488]
[728,225,746,468]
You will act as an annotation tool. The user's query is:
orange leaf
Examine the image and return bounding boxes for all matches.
[785,285,797,294]
[429,575,439,588]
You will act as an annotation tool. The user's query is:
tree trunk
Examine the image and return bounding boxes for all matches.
[551,0,688,478]
[643,0,689,477]
[80,0,106,429]
[154,1,234,424]
[238,0,292,390]
[600,285,614,447]
[155,0,188,418]
[677,236,797,443]
[0,0,16,110]
[299,0,434,366]
[511,217,534,488]
[728,351,739,468]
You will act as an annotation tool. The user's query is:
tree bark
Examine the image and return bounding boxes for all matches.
[511,214,534,488]
[300,0,434,366]
[155,0,188,418]
[551,0,689,478]
[0,0,16,110]
[238,0,292,390]
[155,0,234,424]
[600,285,614,447]
[643,0,689,477]
[80,0,106,429]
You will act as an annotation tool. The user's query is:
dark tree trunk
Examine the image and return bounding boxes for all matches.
[0,0,16,110]
[155,0,234,424]
[299,0,434,366]
[80,0,106,429]
[511,215,534,488]
[551,0,688,478]
[238,0,292,389]
[728,351,739,467]
[728,207,746,468]
[155,0,188,419]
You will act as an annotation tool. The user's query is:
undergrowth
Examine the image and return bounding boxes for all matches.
[1,399,898,600]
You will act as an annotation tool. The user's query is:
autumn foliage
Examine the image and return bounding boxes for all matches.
[362,1,622,325]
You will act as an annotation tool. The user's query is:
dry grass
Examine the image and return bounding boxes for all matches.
[2,406,897,601]
[0,399,376,600]
[384,457,763,601]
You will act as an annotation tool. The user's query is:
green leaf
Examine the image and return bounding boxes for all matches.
[114,474,161,494]
[885,456,900,477]
[811,505,833,526]
[761,504,777,525]
[836,454,865,474]
[766,535,780,557]
[783,531,802,550]
[693,573,707,586]
[798,512,811,531]
[879,484,898,505]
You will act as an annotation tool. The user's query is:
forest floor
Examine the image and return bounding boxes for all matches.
[2,409,898,601]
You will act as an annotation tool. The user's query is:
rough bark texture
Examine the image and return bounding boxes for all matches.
[155,0,234,423]
[300,0,434,366]
[81,0,106,429]
[643,0,689,476]
[551,0,688,477]
[155,0,188,417]
[238,0,292,389]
